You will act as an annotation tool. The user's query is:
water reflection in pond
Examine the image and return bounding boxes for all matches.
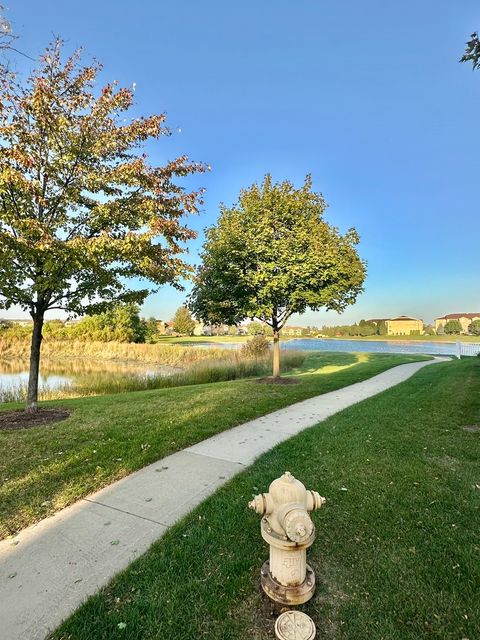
[280,338,458,356]
[189,338,459,356]
[0,358,181,402]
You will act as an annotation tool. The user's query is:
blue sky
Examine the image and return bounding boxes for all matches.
[5,0,480,325]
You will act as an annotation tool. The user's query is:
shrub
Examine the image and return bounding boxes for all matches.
[247,321,266,336]
[240,335,270,358]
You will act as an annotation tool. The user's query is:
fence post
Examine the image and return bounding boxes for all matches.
[456,341,462,359]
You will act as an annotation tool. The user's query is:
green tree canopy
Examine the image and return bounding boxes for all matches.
[172,306,196,335]
[189,175,366,377]
[144,317,161,343]
[71,304,146,343]
[0,40,205,409]
[468,319,480,335]
[444,319,462,335]
[247,321,266,335]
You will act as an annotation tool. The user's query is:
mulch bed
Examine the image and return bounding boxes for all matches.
[254,376,301,385]
[0,408,71,431]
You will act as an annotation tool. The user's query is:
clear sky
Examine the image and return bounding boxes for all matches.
[4,1,480,325]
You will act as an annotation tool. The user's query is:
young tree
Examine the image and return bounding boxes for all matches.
[247,321,265,335]
[0,41,205,410]
[144,317,161,343]
[468,319,480,335]
[172,306,195,335]
[377,320,387,336]
[444,319,462,335]
[189,175,366,377]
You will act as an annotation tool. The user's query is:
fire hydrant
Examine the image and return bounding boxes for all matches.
[248,471,325,606]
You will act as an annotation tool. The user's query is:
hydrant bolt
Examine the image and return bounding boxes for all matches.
[248,471,326,606]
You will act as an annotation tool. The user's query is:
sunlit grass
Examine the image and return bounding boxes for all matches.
[51,357,480,640]
[0,336,236,363]
[294,352,371,376]
[0,352,428,539]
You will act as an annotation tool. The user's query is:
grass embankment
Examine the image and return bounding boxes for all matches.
[0,352,427,539]
[51,357,480,640]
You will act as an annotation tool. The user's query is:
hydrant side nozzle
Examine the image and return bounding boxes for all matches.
[307,490,326,512]
[248,493,273,515]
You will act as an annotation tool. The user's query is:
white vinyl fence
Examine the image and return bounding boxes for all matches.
[456,342,480,358]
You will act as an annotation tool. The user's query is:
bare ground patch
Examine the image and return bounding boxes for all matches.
[0,408,70,431]
[462,424,480,433]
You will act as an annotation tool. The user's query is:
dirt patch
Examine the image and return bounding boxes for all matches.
[0,408,71,431]
[254,376,301,385]
[462,424,480,433]
[428,454,460,470]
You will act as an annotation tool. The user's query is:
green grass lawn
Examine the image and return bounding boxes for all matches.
[0,352,427,539]
[51,357,480,640]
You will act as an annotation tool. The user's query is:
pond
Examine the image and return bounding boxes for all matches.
[194,337,460,356]
[0,358,180,403]
[280,338,459,356]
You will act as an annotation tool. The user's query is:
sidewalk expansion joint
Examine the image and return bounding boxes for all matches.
[83,498,168,527]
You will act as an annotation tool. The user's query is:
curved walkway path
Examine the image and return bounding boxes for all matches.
[0,357,445,640]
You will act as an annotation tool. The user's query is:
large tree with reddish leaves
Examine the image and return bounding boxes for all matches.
[0,40,206,410]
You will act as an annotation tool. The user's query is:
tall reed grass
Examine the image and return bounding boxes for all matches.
[0,350,306,403]
[0,337,232,365]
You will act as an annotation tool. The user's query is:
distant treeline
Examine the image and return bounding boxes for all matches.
[319,319,386,337]
[0,304,162,344]
[319,320,434,337]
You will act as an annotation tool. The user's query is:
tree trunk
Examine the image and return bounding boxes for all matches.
[26,312,44,412]
[273,330,281,378]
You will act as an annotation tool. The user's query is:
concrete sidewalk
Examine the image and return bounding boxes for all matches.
[0,358,444,640]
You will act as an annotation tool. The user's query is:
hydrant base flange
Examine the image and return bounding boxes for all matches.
[260,560,315,606]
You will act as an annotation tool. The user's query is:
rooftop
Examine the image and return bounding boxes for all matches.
[437,313,480,320]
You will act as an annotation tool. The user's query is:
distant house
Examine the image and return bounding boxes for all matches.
[193,321,212,336]
[193,322,231,336]
[435,313,480,334]
[164,320,177,336]
[2,318,32,327]
[155,320,168,335]
[385,316,423,336]
[282,326,303,336]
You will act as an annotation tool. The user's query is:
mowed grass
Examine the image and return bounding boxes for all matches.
[0,352,427,539]
[51,357,480,640]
